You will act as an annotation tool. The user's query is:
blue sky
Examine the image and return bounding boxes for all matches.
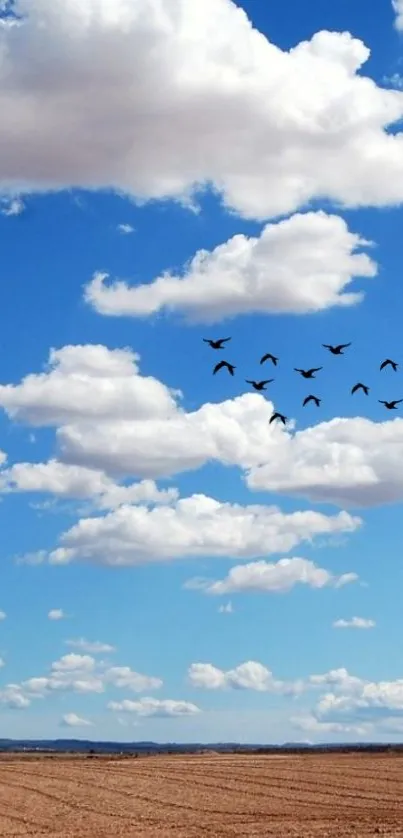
[1,0,403,743]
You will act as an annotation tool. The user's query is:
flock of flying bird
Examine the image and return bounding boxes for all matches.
[203,337,401,426]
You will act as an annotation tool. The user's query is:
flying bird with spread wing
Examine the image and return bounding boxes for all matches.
[213,360,236,376]
[260,352,278,366]
[245,379,274,391]
[351,383,369,395]
[380,359,398,372]
[269,412,287,425]
[203,337,231,349]
[323,343,351,355]
[294,367,322,379]
[302,395,321,407]
[378,399,402,410]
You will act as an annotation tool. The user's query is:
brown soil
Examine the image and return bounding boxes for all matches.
[0,752,402,836]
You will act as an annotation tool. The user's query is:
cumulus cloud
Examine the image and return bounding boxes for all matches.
[246,416,403,508]
[333,617,375,629]
[85,212,376,323]
[192,557,358,595]
[0,458,178,508]
[0,685,30,709]
[188,661,303,695]
[28,495,360,567]
[61,712,93,727]
[393,0,403,31]
[108,697,201,717]
[65,638,116,654]
[0,653,163,709]
[0,344,178,426]
[48,609,65,620]
[1,196,24,216]
[1,344,402,510]
[117,223,135,234]
[2,2,403,219]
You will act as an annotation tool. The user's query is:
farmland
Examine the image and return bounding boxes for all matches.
[0,752,402,836]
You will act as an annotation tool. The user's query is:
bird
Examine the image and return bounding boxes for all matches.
[203,337,231,349]
[323,343,351,355]
[269,412,287,425]
[213,360,236,376]
[245,379,274,391]
[378,399,403,409]
[380,359,398,372]
[302,395,321,407]
[260,352,278,366]
[294,367,322,379]
[351,383,369,395]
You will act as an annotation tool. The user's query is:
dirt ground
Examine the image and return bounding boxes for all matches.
[0,752,402,837]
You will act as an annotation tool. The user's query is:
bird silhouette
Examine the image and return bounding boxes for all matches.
[380,359,398,372]
[323,343,351,355]
[269,412,287,425]
[378,399,402,409]
[260,352,278,366]
[303,395,321,407]
[294,367,322,379]
[213,360,236,376]
[203,337,231,349]
[351,383,369,395]
[245,379,274,391]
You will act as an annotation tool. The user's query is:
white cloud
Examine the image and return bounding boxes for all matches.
[0,344,178,426]
[393,0,403,31]
[85,212,376,323]
[291,714,371,736]
[188,661,302,695]
[103,666,162,692]
[117,223,135,234]
[2,344,403,510]
[48,609,65,620]
[246,416,403,508]
[218,601,233,614]
[0,458,178,508]
[333,617,375,629]
[65,638,116,654]
[0,611,6,620]
[61,712,93,727]
[0,685,30,709]
[0,658,4,668]
[32,495,360,567]
[194,557,357,596]
[1,197,24,216]
[5,654,163,706]
[108,697,201,717]
[3,2,403,219]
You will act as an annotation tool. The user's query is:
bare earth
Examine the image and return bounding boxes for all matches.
[0,753,402,837]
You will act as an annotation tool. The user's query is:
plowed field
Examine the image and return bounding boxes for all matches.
[0,753,402,836]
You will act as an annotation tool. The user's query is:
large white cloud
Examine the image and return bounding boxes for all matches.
[0,344,178,426]
[26,494,360,567]
[246,416,403,507]
[84,212,376,323]
[189,557,358,595]
[2,1,403,218]
[1,344,402,509]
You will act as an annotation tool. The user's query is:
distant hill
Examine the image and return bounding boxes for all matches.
[0,738,402,755]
